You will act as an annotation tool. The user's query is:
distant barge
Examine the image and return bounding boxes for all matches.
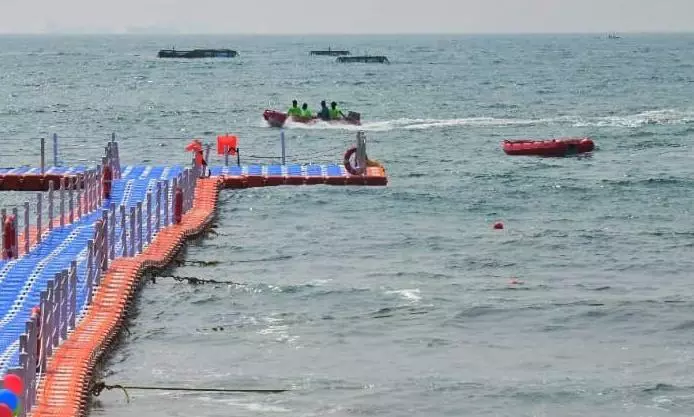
[310,48,351,56]
[336,55,389,64]
[157,48,238,58]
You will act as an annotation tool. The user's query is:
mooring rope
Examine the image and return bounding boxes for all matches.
[89,381,287,403]
[151,275,243,286]
[171,259,222,267]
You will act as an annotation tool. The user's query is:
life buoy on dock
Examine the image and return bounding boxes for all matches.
[2,215,16,259]
[343,147,362,175]
[173,187,183,224]
[102,166,113,199]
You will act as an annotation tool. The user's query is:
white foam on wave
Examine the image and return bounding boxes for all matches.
[258,316,300,345]
[574,109,694,128]
[398,117,547,130]
[385,288,422,303]
[281,117,544,132]
[263,108,694,132]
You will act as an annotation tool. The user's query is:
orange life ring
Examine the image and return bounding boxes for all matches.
[343,146,362,175]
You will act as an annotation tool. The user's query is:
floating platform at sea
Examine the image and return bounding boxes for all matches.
[310,48,351,56]
[157,48,238,58]
[336,55,389,63]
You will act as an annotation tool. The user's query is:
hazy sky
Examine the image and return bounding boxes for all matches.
[1,0,693,34]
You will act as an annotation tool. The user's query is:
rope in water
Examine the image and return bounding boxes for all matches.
[150,275,243,285]
[171,259,222,267]
[89,381,287,403]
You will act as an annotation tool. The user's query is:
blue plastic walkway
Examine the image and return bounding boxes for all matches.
[208,164,348,177]
[0,166,89,176]
[0,165,184,376]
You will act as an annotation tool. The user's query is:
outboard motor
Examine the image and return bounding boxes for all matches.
[347,111,361,122]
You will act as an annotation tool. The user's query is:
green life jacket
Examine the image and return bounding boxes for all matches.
[329,107,341,119]
[301,108,312,118]
[287,106,302,117]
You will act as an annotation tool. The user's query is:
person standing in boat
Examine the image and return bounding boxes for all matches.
[301,102,313,118]
[329,101,345,120]
[317,100,330,121]
[287,100,302,117]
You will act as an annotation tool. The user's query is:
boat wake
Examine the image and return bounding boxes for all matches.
[265,109,694,132]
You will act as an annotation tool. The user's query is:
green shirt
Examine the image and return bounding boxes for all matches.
[287,106,302,117]
[329,108,342,119]
[301,108,312,118]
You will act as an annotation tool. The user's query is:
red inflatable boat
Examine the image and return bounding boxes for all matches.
[263,109,362,128]
[502,138,595,157]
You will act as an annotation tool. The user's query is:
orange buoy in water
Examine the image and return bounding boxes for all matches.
[493,222,504,230]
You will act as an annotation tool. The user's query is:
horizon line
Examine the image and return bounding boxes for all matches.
[0,30,693,36]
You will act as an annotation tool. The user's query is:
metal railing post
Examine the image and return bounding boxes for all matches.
[36,192,42,245]
[12,208,18,258]
[129,206,135,257]
[40,137,45,174]
[146,192,152,244]
[155,182,161,233]
[23,202,30,254]
[68,179,74,224]
[136,202,143,254]
[101,209,109,271]
[76,176,82,219]
[87,239,94,304]
[48,181,54,231]
[69,261,77,329]
[120,205,127,258]
[1,209,5,257]
[281,129,286,165]
[163,180,169,226]
[59,178,65,227]
[109,203,116,260]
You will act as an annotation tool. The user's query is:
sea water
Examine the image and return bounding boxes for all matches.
[0,33,693,417]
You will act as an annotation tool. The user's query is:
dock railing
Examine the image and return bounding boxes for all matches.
[0,140,198,417]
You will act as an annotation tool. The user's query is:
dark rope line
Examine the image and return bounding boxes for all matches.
[89,381,286,403]
[151,275,244,286]
[171,259,222,267]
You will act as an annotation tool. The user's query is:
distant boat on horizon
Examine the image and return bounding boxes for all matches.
[337,55,390,64]
[310,47,350,56]
[608,33,621,39]
[157,48,238,58]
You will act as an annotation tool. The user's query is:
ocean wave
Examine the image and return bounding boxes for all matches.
[384,288,422,303]
[600,176,694,187]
